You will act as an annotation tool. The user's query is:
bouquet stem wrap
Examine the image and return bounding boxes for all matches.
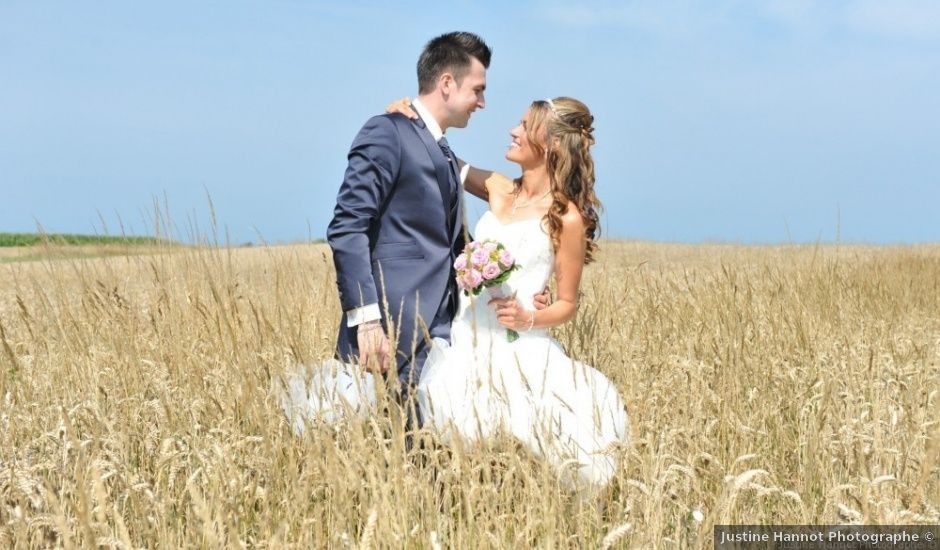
[486,284,520,343]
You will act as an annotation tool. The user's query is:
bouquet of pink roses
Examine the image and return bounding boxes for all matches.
[454,239,522,342]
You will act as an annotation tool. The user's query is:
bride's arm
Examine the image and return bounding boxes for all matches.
[532,210,586,328]
[460,162,511,201]
[493,209,587,331]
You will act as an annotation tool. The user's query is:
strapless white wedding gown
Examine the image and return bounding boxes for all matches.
[279,210,629,491]
[415,211,630,490]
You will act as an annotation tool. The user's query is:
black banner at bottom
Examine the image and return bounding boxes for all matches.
[715,525,940,549]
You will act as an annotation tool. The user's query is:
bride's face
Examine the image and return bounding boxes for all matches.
[506,110,545,167]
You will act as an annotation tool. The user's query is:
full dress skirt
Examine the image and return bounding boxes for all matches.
[280,211,630,491]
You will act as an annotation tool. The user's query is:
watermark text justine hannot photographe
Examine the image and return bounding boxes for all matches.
[715,525,939,549]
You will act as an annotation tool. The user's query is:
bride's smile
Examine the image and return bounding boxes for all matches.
[505,112,543,167]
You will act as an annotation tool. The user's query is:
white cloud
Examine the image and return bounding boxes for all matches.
[540,0,940,42]
[540,0,740,37]
[844,0,940,41]
[762,0,828,29]
[760,0,940,41]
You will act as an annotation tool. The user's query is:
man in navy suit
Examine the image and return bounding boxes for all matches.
[327,32,490,392]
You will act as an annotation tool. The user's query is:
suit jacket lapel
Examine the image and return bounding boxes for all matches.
[408,112,454,233]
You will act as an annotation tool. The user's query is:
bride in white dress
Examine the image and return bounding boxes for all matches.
[415,97,629,490]
[281,97,629,492]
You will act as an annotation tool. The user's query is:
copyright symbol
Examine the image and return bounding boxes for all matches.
[926,532,934,542]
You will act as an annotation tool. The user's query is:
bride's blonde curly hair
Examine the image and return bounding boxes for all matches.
[518,96,601,264]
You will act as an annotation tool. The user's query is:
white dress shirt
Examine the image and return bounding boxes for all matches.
[345,98,469,328]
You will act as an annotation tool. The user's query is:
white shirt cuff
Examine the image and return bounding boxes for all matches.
[460,163,470,185]
[346,303,382,327]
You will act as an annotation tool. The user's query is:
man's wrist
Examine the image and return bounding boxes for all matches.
[358,320,382,332]
[346,303,381,327]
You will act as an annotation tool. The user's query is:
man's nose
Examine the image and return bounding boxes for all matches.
[477,95,485,109]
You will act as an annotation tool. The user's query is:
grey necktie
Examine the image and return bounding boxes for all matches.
[437,137,459,196]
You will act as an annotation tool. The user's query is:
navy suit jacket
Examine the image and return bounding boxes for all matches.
[327,112,464,380]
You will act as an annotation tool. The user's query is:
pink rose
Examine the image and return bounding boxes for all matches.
[470,248,489,267]
[460,272,473,289]
[482,262,501,280]
[454,253,467,271]
[499,249,514,267]
[483,241,497,252]
[468,269,483,288]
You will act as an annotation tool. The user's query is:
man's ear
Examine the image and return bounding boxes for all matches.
[439,72,455,96]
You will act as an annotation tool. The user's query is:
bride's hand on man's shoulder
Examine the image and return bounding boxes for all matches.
[385,97,417,119]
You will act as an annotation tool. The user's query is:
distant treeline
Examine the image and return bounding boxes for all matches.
[0,233,174,247]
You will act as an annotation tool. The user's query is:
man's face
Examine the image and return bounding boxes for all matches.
[444,57,486,129]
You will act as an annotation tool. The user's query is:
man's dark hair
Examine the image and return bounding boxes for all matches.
[417,32,491,94]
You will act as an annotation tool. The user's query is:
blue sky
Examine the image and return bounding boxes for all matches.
[1,1,938,244]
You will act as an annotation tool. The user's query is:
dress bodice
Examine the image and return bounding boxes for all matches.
[456,211,555,326]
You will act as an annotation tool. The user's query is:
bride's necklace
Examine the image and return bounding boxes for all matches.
[510,187,551,219]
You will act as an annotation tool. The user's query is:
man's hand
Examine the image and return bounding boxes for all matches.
[357,321,391,374]
[533,287,551,311]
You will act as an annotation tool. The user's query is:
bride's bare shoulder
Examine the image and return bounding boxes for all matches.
[487,172,515,195]
[485,173,516,209]
[560,204,586,230]
[558,204,588,242]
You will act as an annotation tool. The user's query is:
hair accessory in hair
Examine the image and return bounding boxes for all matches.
[544,98,558,116]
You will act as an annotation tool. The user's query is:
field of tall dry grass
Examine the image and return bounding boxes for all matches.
[0,240,938,548]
